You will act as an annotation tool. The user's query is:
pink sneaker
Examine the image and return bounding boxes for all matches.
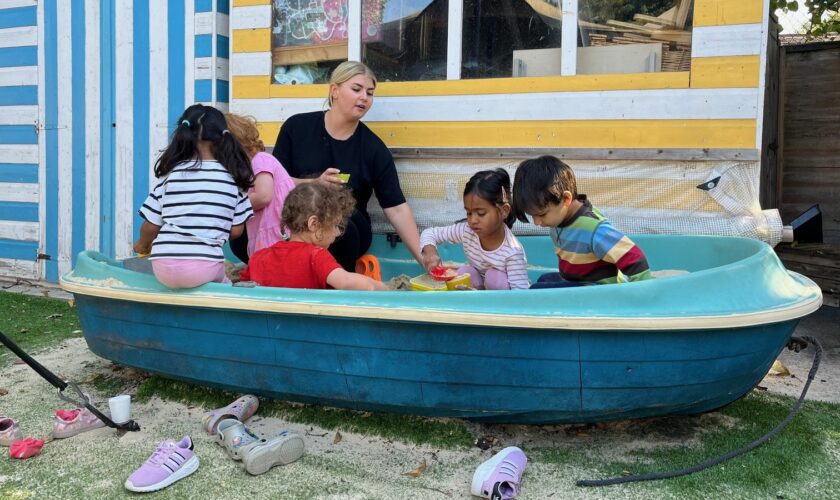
[53,407,106,438]
[125,436,199,492]
[201,395,259,434]
[470,446,528,499]
[0,416,23,446]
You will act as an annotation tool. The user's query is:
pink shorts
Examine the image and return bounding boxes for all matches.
[151,259,231,289]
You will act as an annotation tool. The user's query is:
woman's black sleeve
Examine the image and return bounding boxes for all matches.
[272,118,294,172]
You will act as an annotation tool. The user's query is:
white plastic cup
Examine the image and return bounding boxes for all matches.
[108,394,131,424]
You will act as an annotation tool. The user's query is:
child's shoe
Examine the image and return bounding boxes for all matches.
[0,416,23,446]
[216,419,304,475]
[470,446,528,500]
[241,429,304,476]
[216,418,260,460]
[201,394,259,434]
[125,436,199,492]
[52,407,106,438]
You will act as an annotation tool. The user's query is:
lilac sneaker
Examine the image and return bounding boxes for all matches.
[52,407,106,439]
[470,446,528,500]
[125,436,200,492]
[0,416,23,446]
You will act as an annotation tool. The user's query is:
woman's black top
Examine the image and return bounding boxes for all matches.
[272,110,406,222]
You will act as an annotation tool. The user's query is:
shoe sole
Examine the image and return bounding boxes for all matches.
[202,395,259,434]
[470,446,524,498]
[124,454,200,492]
[52,420,106,439]
[242,434,304,475]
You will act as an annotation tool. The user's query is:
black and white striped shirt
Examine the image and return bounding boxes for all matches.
[139,160,253,261]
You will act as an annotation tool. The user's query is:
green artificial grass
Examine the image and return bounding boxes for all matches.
[0,290,81,367]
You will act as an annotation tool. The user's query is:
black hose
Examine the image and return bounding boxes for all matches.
[577,335,822,487]
[0,329,140,432]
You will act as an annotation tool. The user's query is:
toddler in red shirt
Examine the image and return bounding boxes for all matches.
[240,183,388,290]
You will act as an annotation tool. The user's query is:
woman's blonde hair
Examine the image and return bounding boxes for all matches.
[223,113,264,158]
[327,61,377,108]
[282,183,356,234]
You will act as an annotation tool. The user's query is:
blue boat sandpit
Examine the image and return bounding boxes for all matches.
[59,234,822,424]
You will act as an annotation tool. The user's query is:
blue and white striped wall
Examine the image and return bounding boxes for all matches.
[0,0,230,282]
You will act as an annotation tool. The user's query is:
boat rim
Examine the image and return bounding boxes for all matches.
[59,273,823,331]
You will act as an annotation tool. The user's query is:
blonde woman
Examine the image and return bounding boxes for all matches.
[272,61,422,271]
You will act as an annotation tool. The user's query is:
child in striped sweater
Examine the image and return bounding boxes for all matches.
[420,169,530,290]
[511,156,652,288]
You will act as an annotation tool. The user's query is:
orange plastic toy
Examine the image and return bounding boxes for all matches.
[355,255,381,281]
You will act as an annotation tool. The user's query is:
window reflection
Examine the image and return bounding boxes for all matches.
[362,0,448,82]
[271,0,351,84]
[577,0,692,74]
[462,0,563,79]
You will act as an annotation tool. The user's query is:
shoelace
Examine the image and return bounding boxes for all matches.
[147,441,176,466]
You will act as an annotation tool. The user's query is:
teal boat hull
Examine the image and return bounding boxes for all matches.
[61,235,822,424]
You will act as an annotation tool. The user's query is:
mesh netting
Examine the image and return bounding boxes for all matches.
[367,158,783,245]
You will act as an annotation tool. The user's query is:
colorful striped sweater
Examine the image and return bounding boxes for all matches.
[549,200,652,284]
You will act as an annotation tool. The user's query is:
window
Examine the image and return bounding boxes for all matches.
[362,0,448,81]
[271,0,351,84]
[268,0,692,84]
[462,0,563,79]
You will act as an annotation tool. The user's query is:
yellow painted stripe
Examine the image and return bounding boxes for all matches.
[233,76,271,99]
[394,172,726,213]
[690,56,760,88]
[232,72,690,99]
[233,0,270,6]
[259,120,756,149]
[232,28,271,53]
[694,0,763,27]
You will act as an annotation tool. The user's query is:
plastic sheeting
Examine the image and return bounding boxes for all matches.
[367,158,782,246]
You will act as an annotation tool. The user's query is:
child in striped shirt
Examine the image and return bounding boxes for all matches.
[133,104,254,289]
[512,155,652,288]
[420,169,530,290]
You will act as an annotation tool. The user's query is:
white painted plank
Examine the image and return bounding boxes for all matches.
[85,0,101,251]
[230,4,272,29]
[0,144,38,163]
[235,88,760,123]
[0,1,37,9]
[114,0,134,259]
[195,56,229,79]
[230,51,270,76]
[0,182,38,202]
[347,0,360,61]
[446,0,462,80]
[0,105,37,124]
[195,11,214,35]
[185,0,195,105]
[149,0,169,191]
[0,66,37,86]
[560,0,577,76]
[216,12,230,37]
[0,258,39,279]
[57,5,73,277]
[692,24,762,58]
[0,26,37,49]
[0,221,38,241]
[36,0,46,279]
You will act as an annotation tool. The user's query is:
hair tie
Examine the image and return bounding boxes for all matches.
[181,119,191,127]
[222,129,230,135]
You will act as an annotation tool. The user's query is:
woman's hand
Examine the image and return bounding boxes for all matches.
[317,168,344,188]
[421,245,441,272]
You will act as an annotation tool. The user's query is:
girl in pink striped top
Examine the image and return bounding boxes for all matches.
[420,169,530,290]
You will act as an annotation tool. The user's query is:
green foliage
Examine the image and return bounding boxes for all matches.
[773,0,840,36]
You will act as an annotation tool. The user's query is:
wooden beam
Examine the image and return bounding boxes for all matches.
[606,20,657,33]
[675,0,693,30]
[633,13,676,28]
[389,147,759,161]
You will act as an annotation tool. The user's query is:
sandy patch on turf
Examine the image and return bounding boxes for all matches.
[0,338,750,499]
